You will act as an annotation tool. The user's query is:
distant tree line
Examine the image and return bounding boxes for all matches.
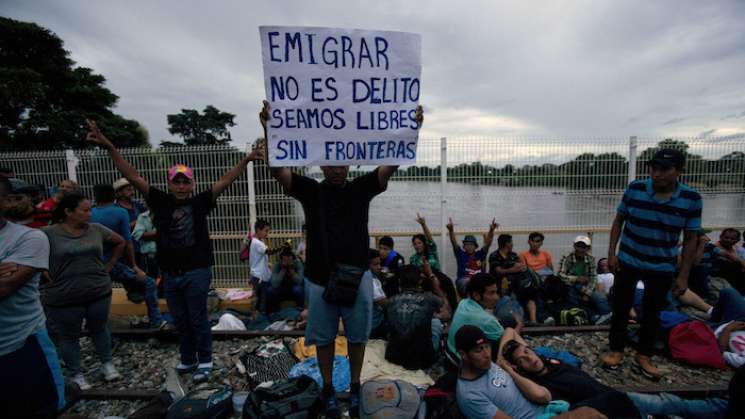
[353,139,745,190]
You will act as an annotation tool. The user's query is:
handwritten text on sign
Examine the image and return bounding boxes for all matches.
[260,26,422,166]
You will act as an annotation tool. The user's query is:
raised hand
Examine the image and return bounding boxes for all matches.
[489,218,499,231]
[247,139,266,162]
[85,119,112,147]
[416,212,426,226]
[446,217,454,232]
[259,100,270,130]
[415,105,424,126]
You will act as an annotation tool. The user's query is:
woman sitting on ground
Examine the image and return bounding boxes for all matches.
[409,213,441,271]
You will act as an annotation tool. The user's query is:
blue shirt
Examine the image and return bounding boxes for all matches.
[457,363,545,419]
[92,205,132,262]
[455,247,487,280]
[617,179,702,273]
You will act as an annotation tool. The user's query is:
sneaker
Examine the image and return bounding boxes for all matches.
[542,316,556,326]
[601,351,624,369]
[594,313,613,325]
[71,373,92,390]
[322,392,341,419]
[635,354,661,381]
[192,366,212,384]
[102,362,121,381]
[349,388,361,418]
[152,320,168,330]
[176,362,198,375]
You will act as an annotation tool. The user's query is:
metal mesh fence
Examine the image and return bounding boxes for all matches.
[2,136,743,285]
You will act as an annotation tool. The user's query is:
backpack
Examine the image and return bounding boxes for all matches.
[360,379,421,419]
[129,391,174,419]
[559,308,588,326]
[423,373,466,419]
[240,235,253,262]
[668,320,726,369]
[242,375,321,419]
[532,347,582,368]
[166,386,233,419]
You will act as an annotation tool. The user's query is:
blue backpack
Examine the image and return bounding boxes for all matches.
[533,347,582,368]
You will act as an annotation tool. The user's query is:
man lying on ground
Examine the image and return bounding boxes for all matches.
[501,329,728,419]
[455,325,607,419]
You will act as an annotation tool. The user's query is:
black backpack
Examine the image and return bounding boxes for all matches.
[242,375,321,419]
[166,386,233,419]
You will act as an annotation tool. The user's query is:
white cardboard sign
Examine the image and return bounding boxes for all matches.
[260,26,422,166]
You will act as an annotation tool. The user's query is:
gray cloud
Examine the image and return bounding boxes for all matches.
[2,0,745,148]
[663,117,686,125]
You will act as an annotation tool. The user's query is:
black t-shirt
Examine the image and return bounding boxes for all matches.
[525,358,640,418]
[147,187,215,273]
[488,250,519,275]
[288,170,384,286]
[385,290,442,370]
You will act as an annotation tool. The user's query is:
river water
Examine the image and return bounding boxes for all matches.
[362,181,745,278]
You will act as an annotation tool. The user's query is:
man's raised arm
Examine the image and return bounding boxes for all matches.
[86,119,150,196]
[211,145,265,201]
[260,100,293,193]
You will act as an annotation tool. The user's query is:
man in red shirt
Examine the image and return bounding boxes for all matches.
[30,180,79,228]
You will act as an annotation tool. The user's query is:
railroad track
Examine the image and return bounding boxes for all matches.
[65,325,730,413]
[107,324,614,339]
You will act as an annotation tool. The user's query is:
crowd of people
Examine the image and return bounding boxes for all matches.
[1,109,745,418]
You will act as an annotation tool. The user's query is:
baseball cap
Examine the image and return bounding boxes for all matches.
[455,325,488,353]
[650,148,685,170]
[574,235,591,246]
[113,178,130,191]
[167,164,194,182]
[463,235,478,245]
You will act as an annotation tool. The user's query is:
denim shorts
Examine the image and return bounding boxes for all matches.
[304,271,373,346]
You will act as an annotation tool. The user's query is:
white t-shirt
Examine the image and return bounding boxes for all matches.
[372,276,386,301]
[249,239,271,282]
[597,273,614,295]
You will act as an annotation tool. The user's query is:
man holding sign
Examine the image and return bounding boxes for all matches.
[259,26,423,418]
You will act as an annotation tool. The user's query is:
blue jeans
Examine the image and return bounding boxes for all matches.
[163,267,212,365]
[45,296,112,376]
[494,296,525,328]
[264,282,304,314]
[627,392,728,419]
[111,262,163,325]
[0,330,65,417]
[567,285,612,318]
[710,287,745,324]
[431,318,443,353]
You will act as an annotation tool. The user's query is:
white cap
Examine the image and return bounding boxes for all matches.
[574,235,591,246]
[113,178,130,191]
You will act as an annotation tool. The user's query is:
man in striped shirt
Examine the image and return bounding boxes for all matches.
[602,148,702,380]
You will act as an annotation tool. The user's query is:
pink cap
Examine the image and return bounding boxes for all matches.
[167,164,194,181]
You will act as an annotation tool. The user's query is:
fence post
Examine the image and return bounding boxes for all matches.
[628,136,638,183]
[246,144,257,234]
[440,137,448,275]
[65,149,79,182]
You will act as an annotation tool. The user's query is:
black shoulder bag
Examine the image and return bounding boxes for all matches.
[318,185,365,307]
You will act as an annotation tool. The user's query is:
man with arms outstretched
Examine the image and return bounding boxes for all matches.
[86,120,263,383]
[261,100,422,418]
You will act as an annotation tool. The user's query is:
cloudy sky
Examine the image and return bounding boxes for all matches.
[3,0,745,151]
